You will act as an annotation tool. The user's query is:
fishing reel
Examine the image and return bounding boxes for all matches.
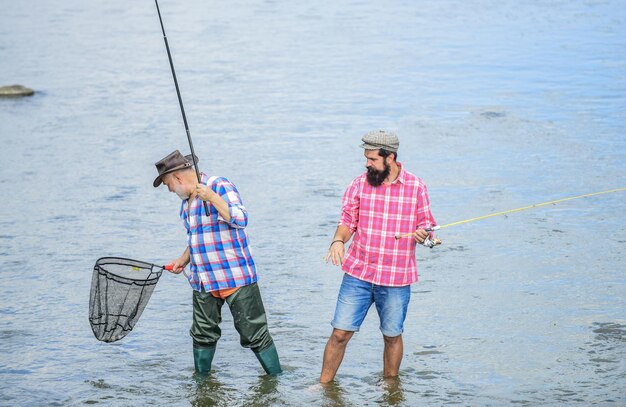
[394,226,442,248]
[422,236,442,249]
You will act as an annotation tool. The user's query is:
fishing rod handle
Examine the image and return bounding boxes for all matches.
[394,225,440,240]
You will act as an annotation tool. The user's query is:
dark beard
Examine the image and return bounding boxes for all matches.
[366,163,390,187]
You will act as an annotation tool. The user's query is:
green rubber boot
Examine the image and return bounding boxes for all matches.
[254,343,282,375]
[193,346,216,375]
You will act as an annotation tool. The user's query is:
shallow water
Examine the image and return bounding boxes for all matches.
[1,0,625,405]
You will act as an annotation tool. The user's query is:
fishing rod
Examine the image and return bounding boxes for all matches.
[395,187,626,248]
[155,0,209,216]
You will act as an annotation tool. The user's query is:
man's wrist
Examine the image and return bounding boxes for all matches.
[330,239,344,248]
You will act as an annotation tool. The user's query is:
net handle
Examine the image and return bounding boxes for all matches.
[162,263,189,279]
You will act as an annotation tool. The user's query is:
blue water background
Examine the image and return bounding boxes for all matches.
[1,0,625,405]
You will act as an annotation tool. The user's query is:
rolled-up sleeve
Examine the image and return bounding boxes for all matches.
[215,178,248,229]
[338,178,360,232]
[416,183,436,230]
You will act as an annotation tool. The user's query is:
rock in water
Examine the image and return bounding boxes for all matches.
[0,85,35,97]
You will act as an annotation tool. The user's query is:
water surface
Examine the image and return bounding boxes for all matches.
[0,0,624,405]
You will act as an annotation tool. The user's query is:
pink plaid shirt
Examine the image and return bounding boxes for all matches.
[340,163,436,286]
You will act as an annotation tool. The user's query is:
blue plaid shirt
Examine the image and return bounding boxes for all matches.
[180,173,257,292]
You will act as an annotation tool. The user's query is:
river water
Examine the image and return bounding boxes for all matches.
[1,0,624,405]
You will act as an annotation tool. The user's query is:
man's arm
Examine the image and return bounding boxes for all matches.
[326,178,360,266]
[195,179,248,228]
[168,247,190,274]
[196,186,232,222]
[414,183,437,244]
[325,224,354,266]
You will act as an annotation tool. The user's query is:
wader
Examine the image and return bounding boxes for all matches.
[190,282,281,375]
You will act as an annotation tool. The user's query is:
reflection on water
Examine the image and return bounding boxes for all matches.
[242,375,282,407]
[320,381,353,407]
[191,373,283,407]
[378,377,405,406]
[190,374,228,407]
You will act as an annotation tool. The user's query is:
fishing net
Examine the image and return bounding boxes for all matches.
[89,257,163,342]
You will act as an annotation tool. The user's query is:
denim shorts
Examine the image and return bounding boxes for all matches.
[331,273,411,337]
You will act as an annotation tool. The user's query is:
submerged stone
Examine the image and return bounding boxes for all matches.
[0,85,35,97]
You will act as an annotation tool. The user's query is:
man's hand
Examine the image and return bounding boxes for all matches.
[195,184,216,202]
[167,257,189,274]
[196,183,233,222]
[413,228,429,244]
[326,241,345,266]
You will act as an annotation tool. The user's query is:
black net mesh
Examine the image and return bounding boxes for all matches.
[89,257,163,342]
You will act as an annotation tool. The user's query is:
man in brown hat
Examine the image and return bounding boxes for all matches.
[154,150,281,375]
[320,130,437,383]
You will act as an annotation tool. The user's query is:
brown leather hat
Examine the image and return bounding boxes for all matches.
[153,150,198,187]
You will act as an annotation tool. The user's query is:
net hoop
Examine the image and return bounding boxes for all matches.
[89,257,163,343]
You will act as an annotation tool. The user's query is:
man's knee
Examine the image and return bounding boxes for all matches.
[330,329,354,346]
[227,283,274,351]
[383,334,402,345]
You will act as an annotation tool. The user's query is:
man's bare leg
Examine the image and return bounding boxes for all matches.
[383,334,403,377]
[320,329,354,383]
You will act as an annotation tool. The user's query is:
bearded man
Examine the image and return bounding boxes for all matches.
[321,130,437,383]
[153,150,281,376]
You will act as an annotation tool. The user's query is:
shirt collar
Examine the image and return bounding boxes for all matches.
[392,162,406,185]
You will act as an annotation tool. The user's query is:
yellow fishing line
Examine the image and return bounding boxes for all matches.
[439,187,626,229]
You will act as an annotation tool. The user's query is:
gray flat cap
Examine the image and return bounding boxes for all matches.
[360,130,399,152]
